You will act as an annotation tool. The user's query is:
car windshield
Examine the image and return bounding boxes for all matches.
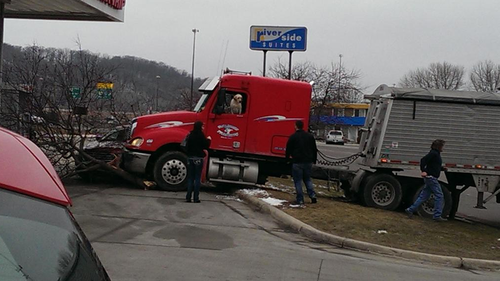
[0,189,106,281]
[100,128,128,142]
[330,131,342,136]
[193,92,212,112]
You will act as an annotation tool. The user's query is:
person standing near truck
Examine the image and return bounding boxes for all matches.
[185,121,211,203]
[286,120,318,205]
[406,139,447,222]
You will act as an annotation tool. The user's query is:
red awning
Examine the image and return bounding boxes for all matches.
[4,0,124,22]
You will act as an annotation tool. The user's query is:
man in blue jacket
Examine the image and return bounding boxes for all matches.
[406,139,447,222]
[286,120,318,205]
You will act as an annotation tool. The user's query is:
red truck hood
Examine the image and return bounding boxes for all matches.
[0,127,71,206]
[134,111,200,133]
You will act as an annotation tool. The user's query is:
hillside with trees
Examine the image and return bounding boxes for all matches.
[2,43,206,115]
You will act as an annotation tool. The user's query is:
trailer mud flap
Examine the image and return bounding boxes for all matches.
[351,169,370,193]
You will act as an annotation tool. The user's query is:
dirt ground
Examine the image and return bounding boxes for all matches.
[258,176,500,261]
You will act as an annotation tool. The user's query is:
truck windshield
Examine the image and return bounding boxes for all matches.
[193,92,212,112]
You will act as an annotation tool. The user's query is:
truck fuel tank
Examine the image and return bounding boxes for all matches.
[207,157,259,184]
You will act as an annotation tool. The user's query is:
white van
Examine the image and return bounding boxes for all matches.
[326,130,344,145]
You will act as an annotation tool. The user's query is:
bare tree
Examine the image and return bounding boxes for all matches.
[399,61,465,90]
[1,44,149,188]
[268,59,363,103]
[174,87,201,111]
[268,57,315,81]
[470,60,500,92]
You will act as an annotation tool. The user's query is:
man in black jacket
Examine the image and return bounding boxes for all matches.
[286,120,318,205]
[405,139,446,221]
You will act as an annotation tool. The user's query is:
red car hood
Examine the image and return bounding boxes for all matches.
[0,127,71,206]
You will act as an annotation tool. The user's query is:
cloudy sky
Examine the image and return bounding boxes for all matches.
[5,0,500,93]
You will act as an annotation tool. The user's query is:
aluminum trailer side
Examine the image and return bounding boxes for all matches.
[349,84,500,218]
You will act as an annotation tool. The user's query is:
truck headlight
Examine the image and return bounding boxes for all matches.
[130,137,144,147]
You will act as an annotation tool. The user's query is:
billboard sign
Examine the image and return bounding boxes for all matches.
[250,26,307,51]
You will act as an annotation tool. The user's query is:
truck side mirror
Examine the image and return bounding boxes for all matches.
[214,88,227,115]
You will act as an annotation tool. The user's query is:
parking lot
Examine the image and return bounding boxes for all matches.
[66,181,500,280]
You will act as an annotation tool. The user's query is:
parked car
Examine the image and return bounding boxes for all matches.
[326,130,344,145]
[0,127,110,280]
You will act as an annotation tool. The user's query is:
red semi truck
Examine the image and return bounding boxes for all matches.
[123,74,313,190]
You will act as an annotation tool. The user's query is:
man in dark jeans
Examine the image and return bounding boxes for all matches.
[286,120,318,205]
[406,139,447,222]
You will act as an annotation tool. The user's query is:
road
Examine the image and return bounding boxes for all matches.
[67,182,498,280]
[316,142,500,228]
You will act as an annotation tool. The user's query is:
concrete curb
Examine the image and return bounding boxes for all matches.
[236,191,500,271]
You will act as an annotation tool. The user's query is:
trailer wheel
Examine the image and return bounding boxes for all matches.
[363,173,403,210]
[153,151,188,191]
[413,184,452,219]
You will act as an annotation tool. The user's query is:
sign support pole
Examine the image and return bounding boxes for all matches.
[0,2,5,88]
[262,50,267,77]
[288,51,293,80]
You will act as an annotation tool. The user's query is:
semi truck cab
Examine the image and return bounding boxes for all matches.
[123,74,312,191]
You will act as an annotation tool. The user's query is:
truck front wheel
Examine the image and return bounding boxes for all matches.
[154,151,188,191]
[363,173,403,211]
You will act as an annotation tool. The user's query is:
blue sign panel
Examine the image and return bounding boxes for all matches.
[250,26,307,51]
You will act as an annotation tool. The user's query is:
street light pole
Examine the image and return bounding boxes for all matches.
[338,54,343,103]
[155,75,160,112]
[190,28,199,110]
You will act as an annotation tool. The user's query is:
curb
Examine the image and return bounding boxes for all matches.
[236,191,500,271]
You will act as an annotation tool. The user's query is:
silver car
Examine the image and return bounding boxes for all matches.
[326,130,344,145]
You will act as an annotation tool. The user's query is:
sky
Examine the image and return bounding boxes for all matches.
[5,0,500,94]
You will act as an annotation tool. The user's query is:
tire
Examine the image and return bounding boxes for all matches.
[153,151,188,191]
[413,183,452,219]
[256,174,268,185]
[363,173,403,211]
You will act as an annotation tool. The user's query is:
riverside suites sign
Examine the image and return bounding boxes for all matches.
[98,0,126,9]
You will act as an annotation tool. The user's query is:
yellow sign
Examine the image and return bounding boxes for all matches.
[97,82,113,89]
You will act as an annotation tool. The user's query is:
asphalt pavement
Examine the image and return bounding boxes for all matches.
[66,181,500,280]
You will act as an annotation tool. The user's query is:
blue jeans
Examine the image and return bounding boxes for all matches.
[186,157,203,201]
[292,163,316,203]
[408,176,444,219]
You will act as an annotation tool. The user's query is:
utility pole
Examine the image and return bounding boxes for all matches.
[190,28,199,110]
[338,54,343,103]
[155,75,160,112]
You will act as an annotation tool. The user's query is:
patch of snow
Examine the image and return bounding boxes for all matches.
[216,195,239,200]
[289,204,303,208]
[241,189,269,197]
[261,197,288,206]
[377,230,388,234]
[265,182,292,192]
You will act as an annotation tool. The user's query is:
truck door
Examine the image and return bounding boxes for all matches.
[206,88,249,152]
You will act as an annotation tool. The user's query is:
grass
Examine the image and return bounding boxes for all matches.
[259,176,500,260]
